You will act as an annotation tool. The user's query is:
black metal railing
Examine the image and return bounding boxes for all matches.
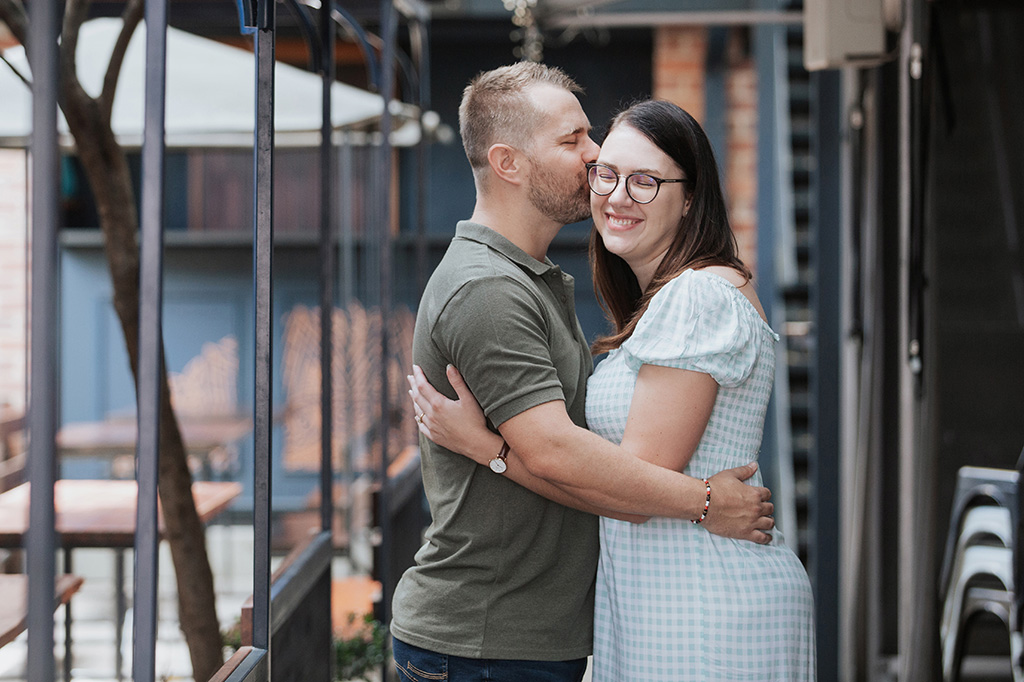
[132,0,169,678]
[26,0,61,678]
[24,1,432,679]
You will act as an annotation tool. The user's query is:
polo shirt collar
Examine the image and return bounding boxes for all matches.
[454,221,556,277]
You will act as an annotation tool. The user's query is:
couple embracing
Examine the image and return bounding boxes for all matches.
[391,61,815,682]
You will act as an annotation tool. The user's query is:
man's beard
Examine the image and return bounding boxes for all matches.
[527,162,592,226]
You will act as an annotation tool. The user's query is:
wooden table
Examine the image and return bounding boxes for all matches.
[0,574,84,649]
[0,480,242,680]
[58,415,251,479]
[0,480,243,548]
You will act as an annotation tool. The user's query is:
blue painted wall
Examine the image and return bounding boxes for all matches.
[57,22,654,511]
[60,244,330,509]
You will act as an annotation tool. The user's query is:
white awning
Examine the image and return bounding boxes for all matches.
[0,18,421,148]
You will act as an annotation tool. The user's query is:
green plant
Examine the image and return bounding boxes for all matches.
[221,619,242,653]
[221,613,388,681]
[334,614,388,681]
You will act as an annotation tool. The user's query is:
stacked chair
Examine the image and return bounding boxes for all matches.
[939,453,1024,681]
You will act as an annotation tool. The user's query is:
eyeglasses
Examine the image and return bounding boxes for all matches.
[586,162,689,204]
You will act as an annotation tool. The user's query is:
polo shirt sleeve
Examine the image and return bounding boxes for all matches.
[433,275,566,428]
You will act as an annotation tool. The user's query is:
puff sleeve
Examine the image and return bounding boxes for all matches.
[620,270,776,388]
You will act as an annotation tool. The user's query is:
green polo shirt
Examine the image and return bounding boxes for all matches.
[391,221,598,661]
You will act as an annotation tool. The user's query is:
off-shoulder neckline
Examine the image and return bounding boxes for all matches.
[678,269,779,339]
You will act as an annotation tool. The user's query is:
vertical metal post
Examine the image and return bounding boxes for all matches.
[252,0,276,658]
[319,0,336,537]
[898,0,934,677]
[338,142,355,307]
[752,15,789,542]
[410,16,431,290]
[134,3,169,680]
[63,550,73,681]
[375,0,397,628]
[337,140,355,539]
[26,0,60,679]
[704,27,729,181]
[810,68,842,682]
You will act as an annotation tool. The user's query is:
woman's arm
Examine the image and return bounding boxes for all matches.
[618,363,718,473]
[408,365,649,523]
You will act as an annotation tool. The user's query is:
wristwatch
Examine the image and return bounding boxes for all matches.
[489,440,510,474]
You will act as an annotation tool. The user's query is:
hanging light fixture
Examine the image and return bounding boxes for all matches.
[502,0,543,61]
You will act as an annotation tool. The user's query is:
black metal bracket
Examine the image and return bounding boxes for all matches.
[234,0,260,34]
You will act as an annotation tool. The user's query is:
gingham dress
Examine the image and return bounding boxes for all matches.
[587,269,816,681]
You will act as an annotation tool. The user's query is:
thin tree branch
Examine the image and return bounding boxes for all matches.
[99,0,143,123]
[0,0,28,48]
[0,51,30,86]
[60,0,90,102]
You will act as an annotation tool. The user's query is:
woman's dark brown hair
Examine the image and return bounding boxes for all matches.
[590,99,751,355]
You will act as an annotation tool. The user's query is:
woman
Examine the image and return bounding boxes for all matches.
[409,100,815,680]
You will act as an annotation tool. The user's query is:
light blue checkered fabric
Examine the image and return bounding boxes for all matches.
[586,269,816,681]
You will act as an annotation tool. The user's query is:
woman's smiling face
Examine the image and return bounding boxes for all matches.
[591,124,690,287]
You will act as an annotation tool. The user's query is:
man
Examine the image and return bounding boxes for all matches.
[391,62,774,681]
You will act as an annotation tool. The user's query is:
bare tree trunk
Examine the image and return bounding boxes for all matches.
[0,1,225,679]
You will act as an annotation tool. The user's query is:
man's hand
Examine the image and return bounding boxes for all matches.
[702,463,774,544]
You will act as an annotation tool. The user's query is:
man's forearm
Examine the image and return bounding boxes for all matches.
[500,402,709,519]
[497,453,649,522]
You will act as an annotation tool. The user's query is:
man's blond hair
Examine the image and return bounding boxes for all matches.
[458,62,582,179]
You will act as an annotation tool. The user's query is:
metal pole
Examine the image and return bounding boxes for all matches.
[898,0,935,676]
[410,16,430,291]
[133,4,169,680]
[338,142,355,307]
[26,0,60,678]
[252,0,276,658]
[753,12,796,545]
[704,27,729,181]
[810,68,842,682]
[376,0,397,629]
[319,0,336,537]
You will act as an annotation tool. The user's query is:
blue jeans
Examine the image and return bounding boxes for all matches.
[392,637,588,682]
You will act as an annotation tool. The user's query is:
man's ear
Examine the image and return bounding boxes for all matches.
[487,144,524,185]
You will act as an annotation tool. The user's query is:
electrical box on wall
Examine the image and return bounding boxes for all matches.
[804,0,888,70]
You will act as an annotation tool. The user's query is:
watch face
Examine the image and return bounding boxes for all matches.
[489,457,507,474]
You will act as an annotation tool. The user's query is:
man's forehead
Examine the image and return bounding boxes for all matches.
[525,84,590,132]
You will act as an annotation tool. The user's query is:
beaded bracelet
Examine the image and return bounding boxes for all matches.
[692,478,712,524]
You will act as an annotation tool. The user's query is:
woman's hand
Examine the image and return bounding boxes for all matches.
[408,364,502,466]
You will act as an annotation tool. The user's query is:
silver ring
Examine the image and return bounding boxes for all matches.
[415,413,424,424]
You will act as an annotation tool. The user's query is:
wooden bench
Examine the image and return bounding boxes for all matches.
[208,646,269,682]
[0,409,25,494]
[0,574,84,649]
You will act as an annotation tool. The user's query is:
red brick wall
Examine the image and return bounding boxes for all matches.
[0,149,28,411]
[653,26,759,276]
[654,27,707,124]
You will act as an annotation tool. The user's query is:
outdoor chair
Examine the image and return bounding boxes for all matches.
[1015,447,1024,679]
[939,466,1020,596]
[939,458,1024,682]
[942,585,1023,682]
[940,544,1013,656]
